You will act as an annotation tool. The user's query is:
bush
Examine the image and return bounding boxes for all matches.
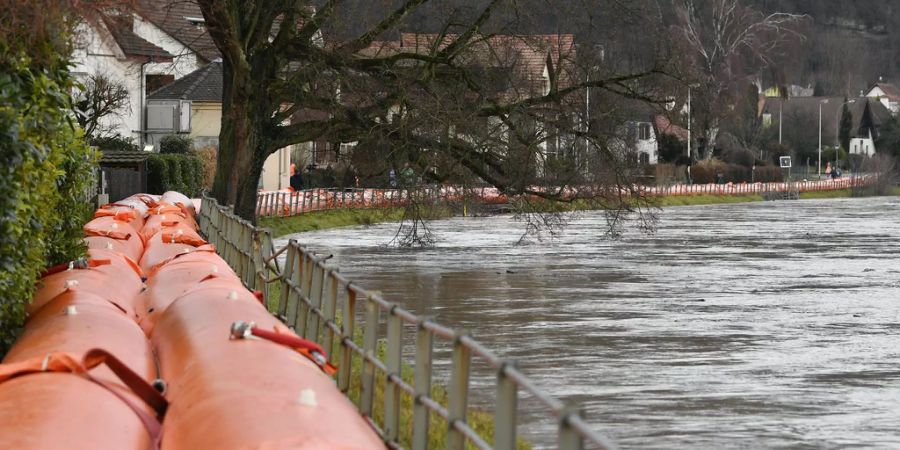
[0,51,99,354]
[147,153,204,197]
[159,134,194,154]
[89,134,139,152]
[195,145,217,188]
[690,160,783,184]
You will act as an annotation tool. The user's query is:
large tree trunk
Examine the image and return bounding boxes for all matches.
[211,59,270,223]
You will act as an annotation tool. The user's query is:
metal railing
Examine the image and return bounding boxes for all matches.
[257,177,874,218]
[199,193,615,450]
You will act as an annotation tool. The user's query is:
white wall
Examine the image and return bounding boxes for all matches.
[71,16,203,146]
[867,86,900,115]
[260,148,292,191]
[71,22,144,142]
[849,137,876,156]
[132,16,201,78]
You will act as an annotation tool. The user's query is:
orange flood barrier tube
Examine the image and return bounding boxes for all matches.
[0,350,167,450]
[153,282,385,450]
[30,248,144,318]
[7,291,156,383]
[137,251,240,335]
[139,213,192,243]
[139,227,211,275]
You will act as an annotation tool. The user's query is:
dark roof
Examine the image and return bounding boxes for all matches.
[148,61,222,101]
[103,15,174,60]
[137,0,220,63]
[100,150,151,164]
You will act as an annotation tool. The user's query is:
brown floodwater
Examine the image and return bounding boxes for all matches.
[278,197,900,449]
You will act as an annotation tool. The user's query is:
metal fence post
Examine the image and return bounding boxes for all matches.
[304,262,325,341]
[360,297,379,417]
[338,287,356,392]
[412,322,433,450]
[384,310,403,444]
[559,407,585,450]
[495,362,519,450]
[322,271,339,356]
[447,335,471,450]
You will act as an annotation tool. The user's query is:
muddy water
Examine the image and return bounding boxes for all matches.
[279,197,900,449]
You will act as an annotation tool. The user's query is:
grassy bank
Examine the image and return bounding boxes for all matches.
[261,187,900,237]
[260,208,406,236]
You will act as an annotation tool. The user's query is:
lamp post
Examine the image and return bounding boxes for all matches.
[818,99,828,178]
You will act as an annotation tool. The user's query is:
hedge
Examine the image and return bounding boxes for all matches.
[691,161,783,184]
[0,51,99,354]
[147,153,204,197]
[159,134,193,154]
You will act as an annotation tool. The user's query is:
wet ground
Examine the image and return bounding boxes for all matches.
[279,197,900,449]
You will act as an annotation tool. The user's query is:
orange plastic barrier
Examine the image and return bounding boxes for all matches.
[137,251,240,335]
[160,191,196,220]
[30,248,144,318]
[153,284,385,450]
[85,228,145,263]
[139,213,191,243]
[7,291,155,383]
[139,228,211,275]
[0,349,166,450]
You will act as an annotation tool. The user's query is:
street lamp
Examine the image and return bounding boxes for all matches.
[686,83,700,160]
[818,99,828,178]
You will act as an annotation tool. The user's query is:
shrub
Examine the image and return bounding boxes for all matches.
[0,51,99,354]
[147,153,204,197]
[89,134,139,152]
[159,134,194,154]
[690,159,783,184]
[195,145,217,188]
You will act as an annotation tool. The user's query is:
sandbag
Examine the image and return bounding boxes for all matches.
[139,214,193,243]
[139,228,210,275]
[0,374,154,450]
[160,191,196,220]
[31,248,144,318]
[153,289,384,450]
[0,350,166,450]
[8,291,155,383]
[85,230,145,263]
[137,251,239,335]
[94,207,146,233]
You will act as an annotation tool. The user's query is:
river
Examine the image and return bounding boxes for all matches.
[278,197,900,449]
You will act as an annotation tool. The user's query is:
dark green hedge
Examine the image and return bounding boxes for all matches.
[0,52,99,354]
[147,153,204,197]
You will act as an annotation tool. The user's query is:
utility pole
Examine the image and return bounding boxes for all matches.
[687,86,692,160]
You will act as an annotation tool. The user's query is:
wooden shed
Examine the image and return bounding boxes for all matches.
[99,150,150,202]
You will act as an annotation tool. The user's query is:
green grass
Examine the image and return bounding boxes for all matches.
[259,205,456,237]
[259,208,406,237]
[653,194,765,207]
[799,189,853,200]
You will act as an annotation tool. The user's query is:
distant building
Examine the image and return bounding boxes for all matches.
[865,79,900,115]
[147,61,293,191]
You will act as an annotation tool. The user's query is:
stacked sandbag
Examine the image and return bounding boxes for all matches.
[0,193,166,450]
[134,193,384,449]
[1,190,384,450]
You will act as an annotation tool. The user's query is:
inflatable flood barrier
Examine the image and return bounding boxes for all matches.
[0,191,385,450]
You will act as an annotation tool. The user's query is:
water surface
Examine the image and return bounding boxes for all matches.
[279,197,900,449]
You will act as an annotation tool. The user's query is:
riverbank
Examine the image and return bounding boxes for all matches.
[260,187,899,237]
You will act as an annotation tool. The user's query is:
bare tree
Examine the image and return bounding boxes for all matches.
[671,0,805,159]
[192,0,676,223]
[73,73,131,139]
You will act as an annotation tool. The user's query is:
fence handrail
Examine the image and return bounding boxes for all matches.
[255,177,876,218]
[199,192,615,450]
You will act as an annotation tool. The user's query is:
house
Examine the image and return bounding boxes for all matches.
[865,79,900,115]
[761,96,891,156]
[147,61,293,191]
[356,33,579,176]
[71,0,220,145]
[847,98,892,156]
[72,1,293,191]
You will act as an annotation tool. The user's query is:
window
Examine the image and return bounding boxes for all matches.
[639,123,651,140]
[146,74,174,96]
[639,152,650,165]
